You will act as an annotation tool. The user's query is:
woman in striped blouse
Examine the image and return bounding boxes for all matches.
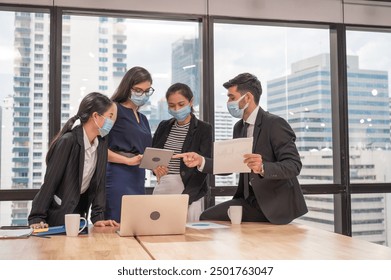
[152,83,212,222]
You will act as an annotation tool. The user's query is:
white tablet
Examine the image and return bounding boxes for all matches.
[139,147,174,170]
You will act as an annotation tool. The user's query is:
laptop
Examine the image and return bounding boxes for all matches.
[117,194,189,237]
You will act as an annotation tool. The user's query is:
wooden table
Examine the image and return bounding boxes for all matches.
[2,222,391,260]
[0,226,151,260]
[137,222,391,260]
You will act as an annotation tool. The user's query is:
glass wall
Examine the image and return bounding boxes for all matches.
[214,23,332,186]
[213,22,335,227]
[346,29,391,246]
[0,11,50,226]
[0,10,201,226]
[62,15,201,188]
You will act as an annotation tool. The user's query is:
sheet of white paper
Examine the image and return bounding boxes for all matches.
[186,222,230,229]
[213,137,253,174]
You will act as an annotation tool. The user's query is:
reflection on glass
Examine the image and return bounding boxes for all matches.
[62,15,201,188]
[347,30,391,247]
[0,11,50,226]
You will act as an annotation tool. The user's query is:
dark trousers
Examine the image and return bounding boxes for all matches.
[200,194,268,222]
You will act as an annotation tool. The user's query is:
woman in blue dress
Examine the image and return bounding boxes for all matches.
[105,66,154,222]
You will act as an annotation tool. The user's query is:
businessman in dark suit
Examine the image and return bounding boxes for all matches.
[175,73,308,225]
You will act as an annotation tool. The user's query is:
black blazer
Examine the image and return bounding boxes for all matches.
[204,107,308,224]
[152,114,212,204]
[28,125,107,226]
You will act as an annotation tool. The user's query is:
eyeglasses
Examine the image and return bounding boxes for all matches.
[131,87,155,97]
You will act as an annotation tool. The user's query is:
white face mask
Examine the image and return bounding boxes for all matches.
[169,105,192,122]
[129,94,149,107]
[227,94,249,118]
[94,115,114,137]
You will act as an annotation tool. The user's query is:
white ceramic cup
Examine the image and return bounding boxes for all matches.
[65,214,87,237]
[227,205,243,225]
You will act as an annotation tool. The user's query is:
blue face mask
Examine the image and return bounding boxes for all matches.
[227,94,249,118]
[169,105,191,122]
[129,94,149,107]
[96,116,114,137]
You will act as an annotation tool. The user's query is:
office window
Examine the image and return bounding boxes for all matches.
[346,30,391,183]
[351,193,391,246]
[63,15,201,188]
[34,83,43,90]
[34,34,43,41]
[33,112,43,119]
[0,201,30,226]
[34,93,43,100]
[214,22,334,230]
[34,103,43,109]
[35,22,44,31]
[0,10,50,226]
[214,22,331,184]
[34,44,44,51]
[34,73,43,80]
[346,29,391,247]
[33,132,42,140]
[35,54,44,63]
[34,63,43,71]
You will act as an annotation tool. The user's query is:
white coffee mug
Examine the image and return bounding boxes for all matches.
[227,205,243,225]
[65,214,87,237]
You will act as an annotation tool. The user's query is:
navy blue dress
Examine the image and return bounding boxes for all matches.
[105,103,152,222]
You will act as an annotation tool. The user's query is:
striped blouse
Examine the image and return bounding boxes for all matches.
[164,121,190,174]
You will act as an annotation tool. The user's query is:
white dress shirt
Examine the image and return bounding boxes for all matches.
[244,106,259,138]
[80,128,99,194]
[245,106,264,176]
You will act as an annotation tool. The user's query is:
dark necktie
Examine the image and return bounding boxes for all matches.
[242,122,250,199]
[241,121,249,138]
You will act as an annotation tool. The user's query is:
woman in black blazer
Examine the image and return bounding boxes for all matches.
[28,92,119,229]
[152,83,212,222]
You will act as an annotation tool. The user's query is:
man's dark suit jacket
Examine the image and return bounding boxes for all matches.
[152,114,212,205]
[204,107,308,224]
[28,125,107,226]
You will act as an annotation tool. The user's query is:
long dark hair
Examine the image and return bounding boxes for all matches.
[111,66,153,103]
[46,92,112,163]
[165,82,195,113]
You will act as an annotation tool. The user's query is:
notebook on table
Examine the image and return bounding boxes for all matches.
[117,194,189,237]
